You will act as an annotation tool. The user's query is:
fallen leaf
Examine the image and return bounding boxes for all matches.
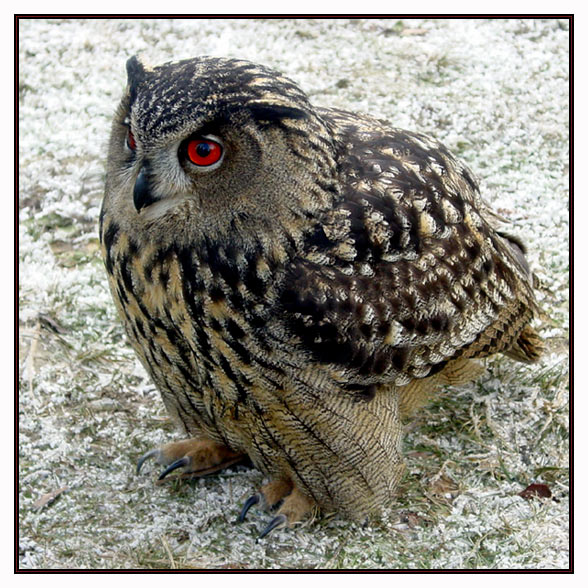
[38,313,67,334]
[49,239,74,255]
[405,451,434,458]
[400,511,424,528]
[429,474,459,499]
[518,483,552,500]
[33,486,68,509]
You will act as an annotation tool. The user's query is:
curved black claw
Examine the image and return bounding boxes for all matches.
[238,494,261,523]
[136,449,160,475]
[258,514,287,539]
[157,456,191,481]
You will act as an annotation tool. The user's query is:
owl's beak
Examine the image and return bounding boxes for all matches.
[133,167,159,212]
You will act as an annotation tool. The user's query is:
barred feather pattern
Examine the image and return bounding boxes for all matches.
[100,56,542,519]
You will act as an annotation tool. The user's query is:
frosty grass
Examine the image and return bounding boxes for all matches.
[18,18,569,569]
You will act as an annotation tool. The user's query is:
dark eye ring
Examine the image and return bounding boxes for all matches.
[126,128,137,151]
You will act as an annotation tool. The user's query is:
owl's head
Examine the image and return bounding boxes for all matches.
[104,55,339,247]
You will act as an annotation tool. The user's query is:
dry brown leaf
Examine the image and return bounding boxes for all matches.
[405,450,434,459]
[49,240,74,255]
[518,483,552,501]
[33,486,68,509]
[38,313,67,334]
[429,474,459,497]
[400,511,424,528]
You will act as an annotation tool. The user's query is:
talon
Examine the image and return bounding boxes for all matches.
[136,449,160,475]
[158,456,191,480]
[259,514,287,539]
[238,493,261,522]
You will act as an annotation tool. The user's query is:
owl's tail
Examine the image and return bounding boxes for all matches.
[504,324,544,363]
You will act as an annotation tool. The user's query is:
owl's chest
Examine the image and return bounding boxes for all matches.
[104,229,284,413]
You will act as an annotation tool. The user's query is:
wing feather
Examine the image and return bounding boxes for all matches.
[278,109,539,386]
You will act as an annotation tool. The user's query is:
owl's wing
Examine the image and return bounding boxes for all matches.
[278,117,539,387]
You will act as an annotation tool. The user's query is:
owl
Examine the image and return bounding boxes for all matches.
[100,55,543,538]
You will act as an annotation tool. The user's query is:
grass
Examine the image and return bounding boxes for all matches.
[17,273,569,569]
[18,17,569,570]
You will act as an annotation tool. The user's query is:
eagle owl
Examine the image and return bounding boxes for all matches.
[100,56,543,537]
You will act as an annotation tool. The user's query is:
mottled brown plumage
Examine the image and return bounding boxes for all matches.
[100,55,543,534]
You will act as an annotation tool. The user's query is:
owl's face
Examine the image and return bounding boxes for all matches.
[103,56,338,247]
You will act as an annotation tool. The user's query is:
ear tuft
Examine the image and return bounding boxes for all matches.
[126,56,148,102]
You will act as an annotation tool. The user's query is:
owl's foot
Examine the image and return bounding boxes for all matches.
[238,479,315,539]
[137,437,246,482]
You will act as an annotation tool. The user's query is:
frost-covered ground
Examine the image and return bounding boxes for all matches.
[18,18,569,569]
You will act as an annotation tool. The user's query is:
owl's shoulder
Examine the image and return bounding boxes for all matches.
[319,106,480,198]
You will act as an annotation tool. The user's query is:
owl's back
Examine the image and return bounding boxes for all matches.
[276,106,541,390]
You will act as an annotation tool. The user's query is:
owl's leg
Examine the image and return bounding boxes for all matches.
[239,479,315,538]
[238,478,293,521]
[137,438,246,481]
[260,486,315,538]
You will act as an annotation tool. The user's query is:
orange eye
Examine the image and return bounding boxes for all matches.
[127,129,137,151]
[186,138,223,167]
